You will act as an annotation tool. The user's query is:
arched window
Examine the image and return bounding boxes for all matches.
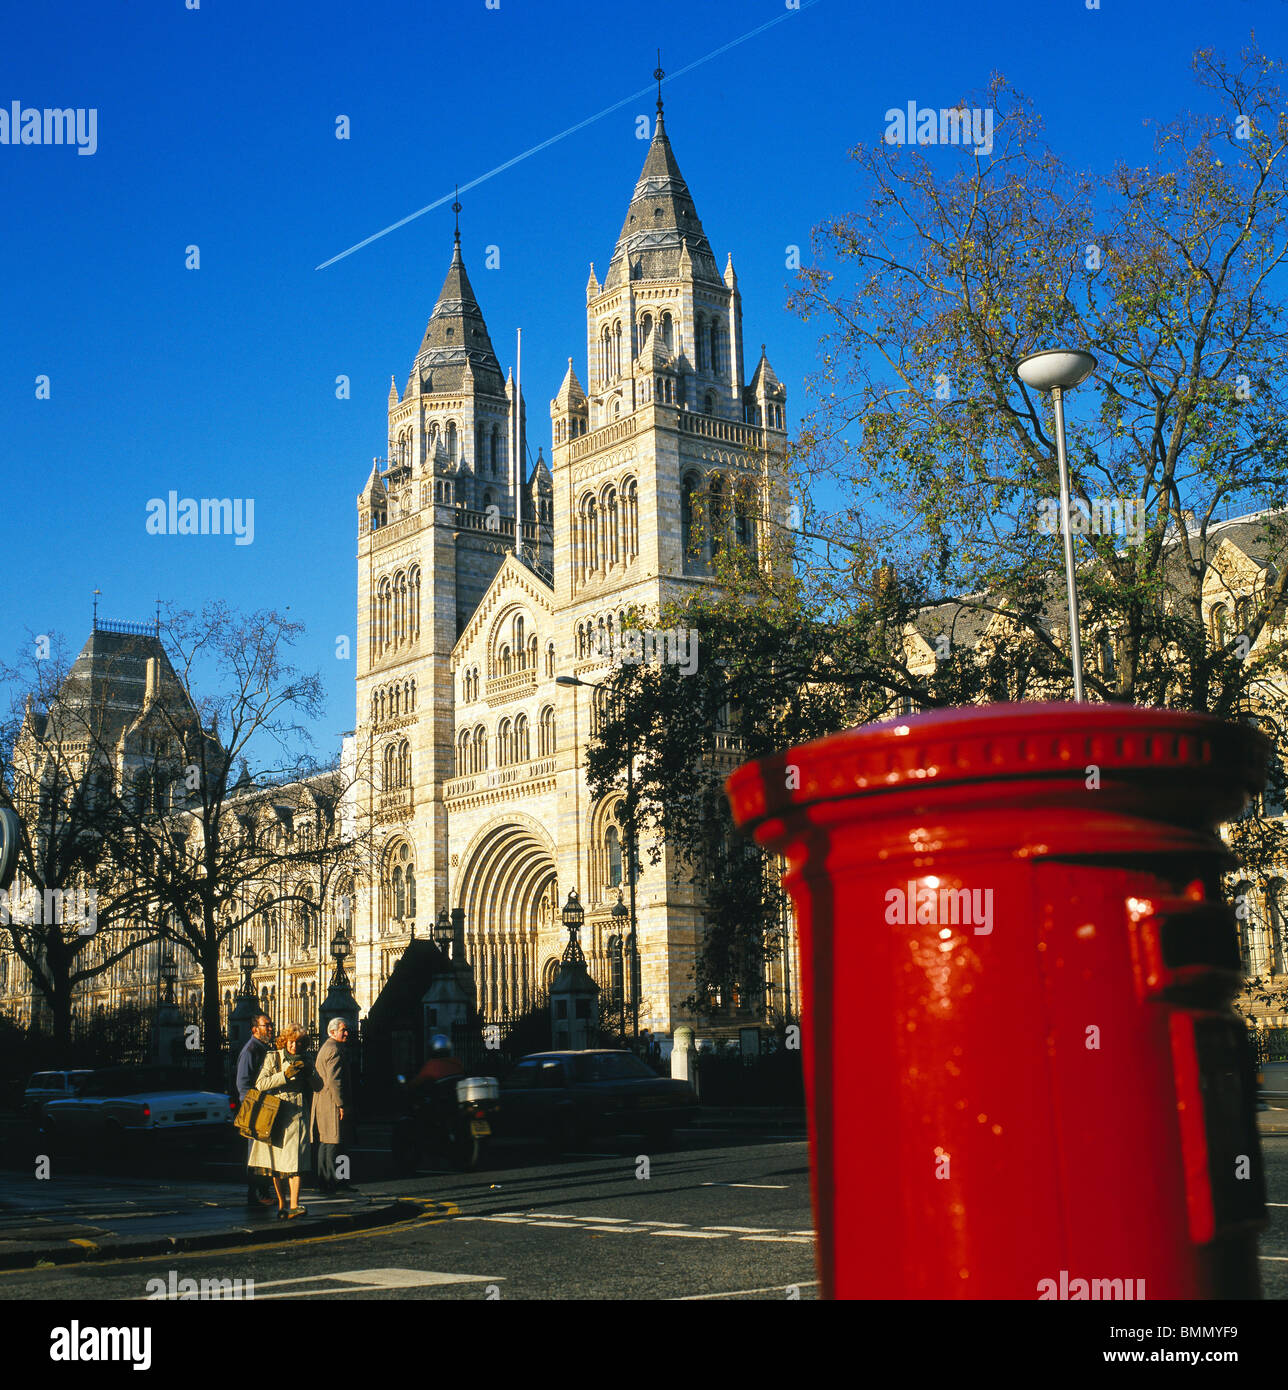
[1212,604,1232,647]
[383,743,396,790]
[1268,879,1288,975]
[393,866,405,919]
[710,322,720,375]
[398,739,411,788]
[682,473,701,559]
[538,704,555,757]
[661,311,673,350]
[514,615,525,662]
[473,725,488,771]
[457,729,471,776]
[640,312,652,352]
[491,426,501,477]
[446,421,457,462]
[709,475,727,557]
[514,713,530,763]
[607,825,623,888]
[500,644,512,676]
[409,567,421,641]
[498,718,512,766]
[704,392,714,415]
[695,314,706,370]
[546,641,555,677]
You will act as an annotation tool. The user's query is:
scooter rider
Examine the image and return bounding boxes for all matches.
[410,1033,464,1092]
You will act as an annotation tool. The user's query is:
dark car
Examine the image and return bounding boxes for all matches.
[497,1050,697,1150]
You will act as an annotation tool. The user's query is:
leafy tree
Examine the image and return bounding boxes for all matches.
[591,39,1288,1020]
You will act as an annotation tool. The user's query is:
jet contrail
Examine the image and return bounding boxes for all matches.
[315,0,824,270]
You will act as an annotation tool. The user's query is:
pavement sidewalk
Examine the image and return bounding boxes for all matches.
[0,1173,421,1271]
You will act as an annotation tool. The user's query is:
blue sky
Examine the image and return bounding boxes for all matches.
[0,0,1280,750]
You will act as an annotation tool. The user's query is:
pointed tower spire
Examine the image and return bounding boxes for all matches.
[654,50,665,121]
[452,186,461,245]
[604,94,720,289]
[586,261,600,301]
[724,251,737,290]
[407,222,505,396]
[388,374,399,407]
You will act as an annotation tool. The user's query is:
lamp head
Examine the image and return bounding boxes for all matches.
[1014,348,1097,392]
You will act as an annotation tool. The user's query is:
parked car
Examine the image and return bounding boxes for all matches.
[497,1050,697,1150]
[39,1066,236,1156]
[1258,1060,1288,1108]
[21,1070,94,1119]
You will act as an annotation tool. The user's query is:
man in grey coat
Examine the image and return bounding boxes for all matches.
[311,1017,358,1194]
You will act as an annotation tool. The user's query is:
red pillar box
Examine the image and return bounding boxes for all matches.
[726,703,1269,1300]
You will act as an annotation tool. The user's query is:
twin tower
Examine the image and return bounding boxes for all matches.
[350,102,791,1032]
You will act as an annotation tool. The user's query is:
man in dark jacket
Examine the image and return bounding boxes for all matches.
[236,1012,274,1208]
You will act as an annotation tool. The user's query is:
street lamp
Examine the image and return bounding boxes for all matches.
[330,923,350,986]
[561,887,585,960]
[1014,347,1098,702]
[238,942,257,998]
[558,672,640,1040]
[611,889,629,1038]
[434,907,452,959]
[160,949,177,1005]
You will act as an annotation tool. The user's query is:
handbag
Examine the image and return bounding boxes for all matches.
[234,1087,284,1141]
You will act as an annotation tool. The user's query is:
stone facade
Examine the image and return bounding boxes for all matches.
[349,104,793,1033]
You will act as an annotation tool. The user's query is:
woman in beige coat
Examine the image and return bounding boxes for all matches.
[248,1023,313,1219]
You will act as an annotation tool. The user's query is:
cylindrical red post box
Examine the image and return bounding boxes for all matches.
[727,703,1269,1300]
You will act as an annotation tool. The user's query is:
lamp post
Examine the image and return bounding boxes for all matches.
[612,890,629,1040]
[561,887,585,959]
[330,923,351,987]
[1014,348,1098,702]
[238,943,257,998]
[435,908,452,961]
[160,949,177,1005]
[558,673,640,1040]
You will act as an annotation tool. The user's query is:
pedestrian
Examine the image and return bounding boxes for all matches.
[236,1012,275,1210]
[248,1022,314,1219]
[311,1016,359,1195]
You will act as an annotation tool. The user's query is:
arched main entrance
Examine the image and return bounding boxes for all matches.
[456,818,557,1018]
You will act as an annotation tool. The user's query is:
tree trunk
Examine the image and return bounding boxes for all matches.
[200,931,225,1092]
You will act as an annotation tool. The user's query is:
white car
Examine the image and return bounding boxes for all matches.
[22,1070,94,1119]
[40,1066,236,1155]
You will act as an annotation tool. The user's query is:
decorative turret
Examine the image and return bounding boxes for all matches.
[586,262,600,301]
[724,252,737,290]
[745,344,786,429]
[388,375,399,408]
[551,358,589,445]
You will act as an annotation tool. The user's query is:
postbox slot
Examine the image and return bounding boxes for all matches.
[1157,907,1242,973]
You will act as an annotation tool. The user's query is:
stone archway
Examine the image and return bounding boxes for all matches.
[456,818,557,1018]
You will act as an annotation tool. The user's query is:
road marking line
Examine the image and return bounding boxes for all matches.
[704,1226,777,1233]
[650,1229,730,1238]
[644,1220,689,1227]
[740,1234,812,1244]
[1258,1255,1288,1261]
[585,1225,650,1233]
[525,1221,585,1228]
[567,1216,630,1222]
[676,1281,820,1300]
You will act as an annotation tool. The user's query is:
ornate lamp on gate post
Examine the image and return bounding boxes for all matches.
[152,949,184,1066]
[550,889,599,1049]
[320,922,358,1036]
[226,942,260,1091]
[423,905,473,1053]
